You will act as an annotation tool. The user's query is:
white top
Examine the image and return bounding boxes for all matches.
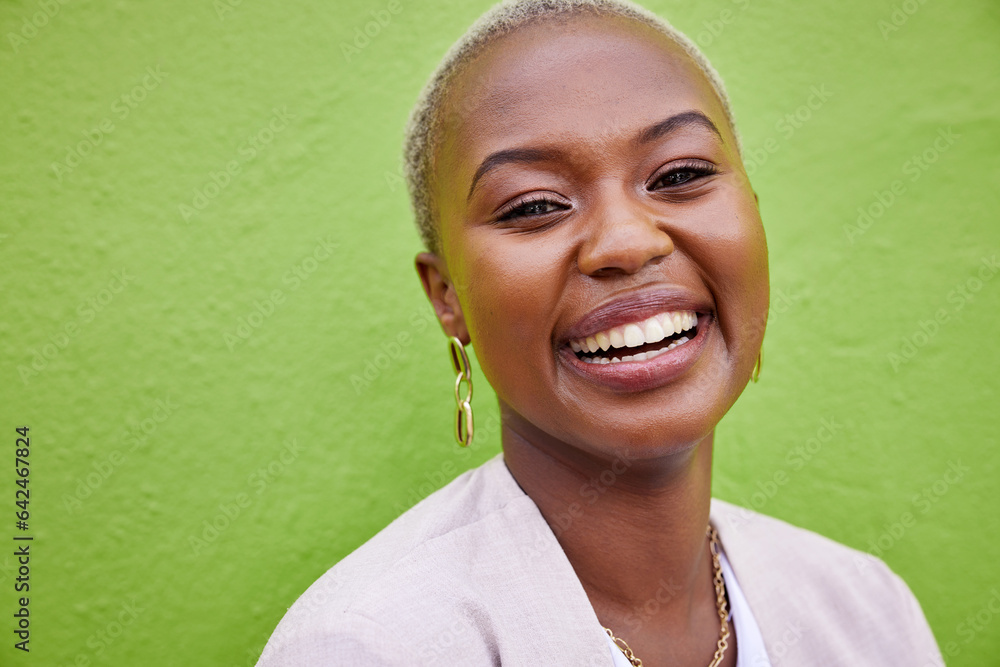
[606,550,772,667]
[720,548,771,667]
[257,453,944,666]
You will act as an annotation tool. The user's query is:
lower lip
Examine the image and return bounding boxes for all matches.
[559,314,712,393]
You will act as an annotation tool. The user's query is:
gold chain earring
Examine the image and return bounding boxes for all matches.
[751,345,763,383]
[447,336,474,447]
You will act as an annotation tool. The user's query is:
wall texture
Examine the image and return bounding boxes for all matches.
[1,0,997,664]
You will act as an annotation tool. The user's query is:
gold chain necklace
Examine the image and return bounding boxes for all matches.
[603,525,730,667]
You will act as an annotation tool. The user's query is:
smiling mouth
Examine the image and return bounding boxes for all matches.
[568,310,698,364]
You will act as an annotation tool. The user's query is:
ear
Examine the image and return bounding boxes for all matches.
[415,252,470,344]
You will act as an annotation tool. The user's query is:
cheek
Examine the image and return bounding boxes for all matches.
[686,191,768,347]
[730,202,769,320]
[457,233,566,390]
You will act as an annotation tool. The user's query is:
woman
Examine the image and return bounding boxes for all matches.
[259,0,943,664]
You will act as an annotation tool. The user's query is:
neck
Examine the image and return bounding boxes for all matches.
[500,401,716,633]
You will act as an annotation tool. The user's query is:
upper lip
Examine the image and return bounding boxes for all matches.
[559,285,714,344]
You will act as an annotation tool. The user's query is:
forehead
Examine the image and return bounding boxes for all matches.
[435,13,730,181]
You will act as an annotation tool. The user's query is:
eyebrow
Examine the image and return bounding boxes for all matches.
[635,110,723,146]
[467,147,561,201]
[466,110,723,201]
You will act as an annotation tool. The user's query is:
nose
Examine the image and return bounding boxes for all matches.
[576,187,674,277]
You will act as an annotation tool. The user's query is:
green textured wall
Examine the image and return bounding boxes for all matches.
[1,0,997,664]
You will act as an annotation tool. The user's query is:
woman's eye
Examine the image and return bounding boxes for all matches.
[498,197,564,221]
[660,170,699,186]
[650,161,717,190]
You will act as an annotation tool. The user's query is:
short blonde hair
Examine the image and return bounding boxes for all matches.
[403,0,741,254]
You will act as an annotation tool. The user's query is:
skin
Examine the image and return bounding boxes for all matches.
[415,13,768,667]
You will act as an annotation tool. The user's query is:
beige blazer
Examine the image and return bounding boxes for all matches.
[258,454,944,666]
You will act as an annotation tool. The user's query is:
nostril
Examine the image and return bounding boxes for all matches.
[583,252,671,278]
[577,218,675,277]
[589,266,622,278]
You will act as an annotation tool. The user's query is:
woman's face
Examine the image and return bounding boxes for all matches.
[420,14,768,459]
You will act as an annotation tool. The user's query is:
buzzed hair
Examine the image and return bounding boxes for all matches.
[402,0,741,254]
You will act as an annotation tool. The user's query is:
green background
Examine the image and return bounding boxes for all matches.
[1,0,997,664]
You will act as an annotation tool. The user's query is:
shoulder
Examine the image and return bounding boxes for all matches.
[257,454,592,666]
[711,497,888,579]
[710,498,944,664]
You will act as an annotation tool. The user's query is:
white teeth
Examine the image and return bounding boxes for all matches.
[570,309,698,355]
[642,317,665,344]
[623,324,644,348]
[604,336,689,364]
[658,313,675,336]
[609,328,625,348]
[645,347,668,360]
[571,309,700,364]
